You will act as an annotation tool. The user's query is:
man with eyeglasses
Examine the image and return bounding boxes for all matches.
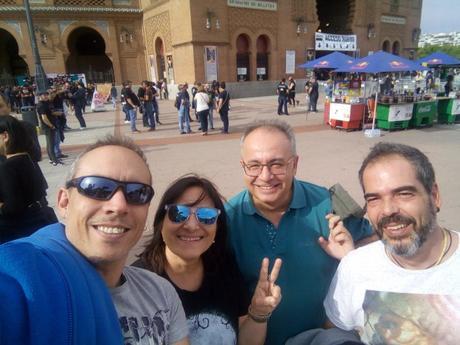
[225,119,375,345]
[0,136,189,345]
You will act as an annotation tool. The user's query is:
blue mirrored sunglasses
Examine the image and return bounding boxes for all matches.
[165,204,221,225]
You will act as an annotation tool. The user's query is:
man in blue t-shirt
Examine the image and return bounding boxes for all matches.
[225,119,375,345]
[0,136,188,345]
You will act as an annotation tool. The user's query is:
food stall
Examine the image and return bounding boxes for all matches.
[335,51,427,134]
[418,52,460,124]
[437,97,460,124]
[410,99,437,127]
[298,51,355,126]
[328,78,367,130]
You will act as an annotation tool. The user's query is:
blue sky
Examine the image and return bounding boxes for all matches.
[421,0,460,33]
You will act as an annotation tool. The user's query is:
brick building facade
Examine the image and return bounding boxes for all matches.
[0,0,422,87]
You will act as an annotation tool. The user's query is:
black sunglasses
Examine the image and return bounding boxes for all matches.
[66,176,154,205]
[165,204,221,225]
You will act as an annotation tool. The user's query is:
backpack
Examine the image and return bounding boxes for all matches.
[174,93,181,110]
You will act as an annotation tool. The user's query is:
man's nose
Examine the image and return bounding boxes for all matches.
[381,198,399,217]
[104,188,129,214]
[258,165,274,180]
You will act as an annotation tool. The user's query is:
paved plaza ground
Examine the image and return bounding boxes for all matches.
[36,93,460,261]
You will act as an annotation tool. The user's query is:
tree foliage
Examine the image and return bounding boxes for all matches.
[417,44,460,59]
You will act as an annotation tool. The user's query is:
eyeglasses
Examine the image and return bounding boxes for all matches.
[165,204,221,225]
[66,176,154,205]
[241,157,295,177]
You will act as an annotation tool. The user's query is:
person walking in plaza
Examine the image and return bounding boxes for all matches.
[0,115,57,244]
[276,78,289,115]
[178,83,192,134]
[206,84,216,130]
[135,174,282,345]
[308,77,319,112]
[110,82,118,109]
[141,81,155,132]
[194,85,210,135]
[70,82,87,129]
[37,92,62,166]
[0,136,189,345]
[124,82,141,133]
[217,81,230,134]
[152,81,162,125]
[137,82,148,127]
[287,76,297,107]
[225,119,375,345]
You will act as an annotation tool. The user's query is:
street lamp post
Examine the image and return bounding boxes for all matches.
[23,0,48,93]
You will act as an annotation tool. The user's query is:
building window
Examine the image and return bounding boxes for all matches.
[236,34,251,81]
[256,35,270,81]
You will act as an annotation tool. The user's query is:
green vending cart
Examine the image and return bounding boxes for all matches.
[376,102,414,130]
[437,97,460,124]
[410,100,437,127]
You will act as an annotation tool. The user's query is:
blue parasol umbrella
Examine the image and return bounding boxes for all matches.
[417,51,460,66]
[335,51,426,73]
[298,51,355,69]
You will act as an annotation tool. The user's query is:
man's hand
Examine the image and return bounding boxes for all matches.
[249,258,282,316]
[318,214,355,260]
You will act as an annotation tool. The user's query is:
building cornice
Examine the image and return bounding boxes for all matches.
[0,6,142,14]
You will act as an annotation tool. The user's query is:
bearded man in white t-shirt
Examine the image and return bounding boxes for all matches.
[325,142,460,345]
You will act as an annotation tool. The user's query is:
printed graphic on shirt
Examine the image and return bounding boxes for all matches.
[361,290,460,345]
[188,312,237,345]
[119,309,170,345]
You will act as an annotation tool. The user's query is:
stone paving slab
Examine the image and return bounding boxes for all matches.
[35,93,460,262]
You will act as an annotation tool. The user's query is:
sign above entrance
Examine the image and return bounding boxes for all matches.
[315,33,357,52]
[227,0,277,11]
[380,15,406,25]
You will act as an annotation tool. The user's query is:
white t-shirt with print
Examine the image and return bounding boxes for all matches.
[324,238,460,344]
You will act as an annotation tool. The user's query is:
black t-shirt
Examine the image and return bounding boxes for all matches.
[124,88,140,109]
[36,100,57,128]
[277,83,288,96]
[134,255,249,344]
[218,90,230,112]
[289,80,296,94]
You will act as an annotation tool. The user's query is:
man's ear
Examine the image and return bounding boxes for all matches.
[57,188,70,218]
[292,155,299,174]
[431,182,441,212]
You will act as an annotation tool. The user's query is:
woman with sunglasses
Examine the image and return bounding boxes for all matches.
[0,115,57,243]
[134,174,282,345]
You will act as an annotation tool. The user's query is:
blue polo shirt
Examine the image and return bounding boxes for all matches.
[225,179,372,345]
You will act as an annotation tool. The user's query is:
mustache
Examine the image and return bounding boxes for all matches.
[377,214,416,229]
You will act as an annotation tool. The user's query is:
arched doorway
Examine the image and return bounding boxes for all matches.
[392,41,400,55]
[236,34,250,81]
[316,0,354,34]
[0,29,28,86]
[256,35,269,81]
[66,27,114,83]
[155,37,166,82]
[382,40,390,52]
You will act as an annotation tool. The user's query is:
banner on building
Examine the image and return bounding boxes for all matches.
[227,0,277,11]
[204,46,218,82]
[286,50,296,74]
[315,33,357,52]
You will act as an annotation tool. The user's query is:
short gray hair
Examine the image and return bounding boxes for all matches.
[66,135,150,182]
[359,142,436,193]
[240,119,297,155]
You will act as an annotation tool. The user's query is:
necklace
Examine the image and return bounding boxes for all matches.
[389,227,450,269]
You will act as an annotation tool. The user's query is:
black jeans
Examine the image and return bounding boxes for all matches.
[309,94,318,112]
[43,128,57,162]
[219,109,229,133]
[74,104,87,127]
[197,109,209,133]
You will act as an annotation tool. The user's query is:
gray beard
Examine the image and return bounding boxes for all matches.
[381,200,437,257]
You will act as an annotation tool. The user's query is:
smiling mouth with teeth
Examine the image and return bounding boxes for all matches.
[178,236,203,242]
[95,225,128,234]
